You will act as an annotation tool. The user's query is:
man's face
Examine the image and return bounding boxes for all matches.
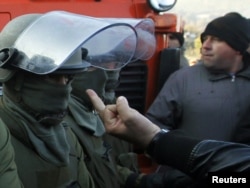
[201,35,241,72]
[166,33,181,48]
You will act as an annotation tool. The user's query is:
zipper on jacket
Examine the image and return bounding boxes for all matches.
[231,75,235,82]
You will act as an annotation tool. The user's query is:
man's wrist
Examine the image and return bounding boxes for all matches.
[145,129,168,158]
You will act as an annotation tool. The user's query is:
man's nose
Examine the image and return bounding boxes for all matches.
[202,38,212,49]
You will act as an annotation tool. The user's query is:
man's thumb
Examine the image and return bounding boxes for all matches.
[116,96,132,116]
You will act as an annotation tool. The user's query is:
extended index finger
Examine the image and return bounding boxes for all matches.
[86,89,105,113]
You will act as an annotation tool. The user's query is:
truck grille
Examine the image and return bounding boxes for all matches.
[115,61,148,114]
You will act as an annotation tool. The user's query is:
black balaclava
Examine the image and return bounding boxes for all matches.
[4,71,72,125]
[71,68,108,109]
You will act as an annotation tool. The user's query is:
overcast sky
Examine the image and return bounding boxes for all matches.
[169,0,250,18]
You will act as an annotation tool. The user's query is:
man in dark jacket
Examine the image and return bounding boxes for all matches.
[146,12,250,143]
[145,12,250,187]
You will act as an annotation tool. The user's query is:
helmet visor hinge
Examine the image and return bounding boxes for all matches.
[0,48,19,69]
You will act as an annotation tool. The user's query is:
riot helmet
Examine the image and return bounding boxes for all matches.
[0,11,139,81]
[0,14,39,82]
[0,13,90,82]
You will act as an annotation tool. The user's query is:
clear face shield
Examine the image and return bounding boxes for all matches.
[92,17,156,62]
[5,11,139,74]
[81,23,139,70]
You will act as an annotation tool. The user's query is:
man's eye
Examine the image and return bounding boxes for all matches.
[202,36,208,42]
[212,37,222,42]
[67,74,75,81]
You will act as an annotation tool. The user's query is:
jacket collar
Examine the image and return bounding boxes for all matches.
[203,62,250,81]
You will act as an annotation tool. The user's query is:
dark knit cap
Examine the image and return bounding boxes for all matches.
[170,32,184,47]
[201,12,250,54]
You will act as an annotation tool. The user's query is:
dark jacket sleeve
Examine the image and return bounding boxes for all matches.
[0,120,23,188]
[151,131,250,178]
[146,70,183,130]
